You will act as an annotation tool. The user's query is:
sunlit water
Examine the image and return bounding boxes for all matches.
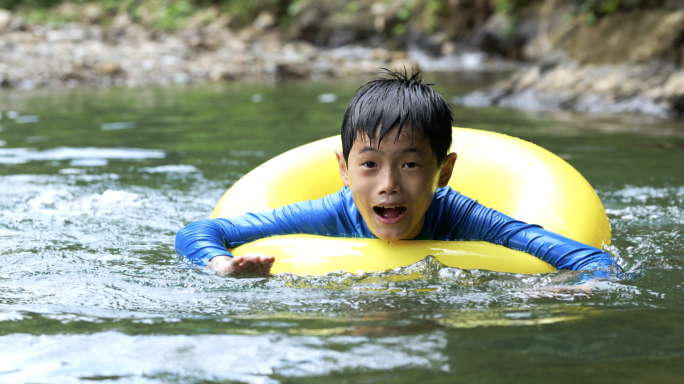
[1,74,683,383]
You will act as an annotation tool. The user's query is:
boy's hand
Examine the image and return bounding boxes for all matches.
[207,253,275,275]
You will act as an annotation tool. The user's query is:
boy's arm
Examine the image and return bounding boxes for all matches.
[175,190,358,266]
[437,189,618,274]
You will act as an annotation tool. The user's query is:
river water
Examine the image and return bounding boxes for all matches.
[0,74,683,383]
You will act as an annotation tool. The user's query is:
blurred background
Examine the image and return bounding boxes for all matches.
[1,0,684,116]
[1,1,684,383]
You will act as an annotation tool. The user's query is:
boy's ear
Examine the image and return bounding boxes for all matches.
[335,149,350,188]
[437,152,457,188]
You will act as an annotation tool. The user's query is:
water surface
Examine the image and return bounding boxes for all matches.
[1,74,683,383]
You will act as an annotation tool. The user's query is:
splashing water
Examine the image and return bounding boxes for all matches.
[0,81,682,382]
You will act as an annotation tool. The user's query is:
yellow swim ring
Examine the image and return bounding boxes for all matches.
[211,128,611,276]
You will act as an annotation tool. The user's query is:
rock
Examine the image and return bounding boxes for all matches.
[277,63,311,78]
[46,28,87,42]
[371,47,391,61]
[371,2,389,33]
[456,7,684,118]
[18,79,36,90]
[204,14,232,34]
[112,13,132,30]
[92,62,120,75]
[311,59,334,78]
[86,25,103,41]
[8,14,22,31]
[328,10,375,48]
[178,30,202,47]
[253,12,276,31]
[290,5,323,42]
[454,53,681,117]
[662,70,684,98]
[327,29,358,47]
[441,42,457,56]
[202,31,228,50]
[562,10,684,64]
[5,31,40,44]
[388,58,420,73]
[514,66,541,89]
[281,42,316,62]
[465,5,548,61]
[54,2,81,21]
[392,51,408,60]
[81,3,107,24]
[0,10,12,33]
[173,72,190,84]
[184,7,221,31]
[0,7,506,92]
[237,27,257,42]
[201,16,234,50]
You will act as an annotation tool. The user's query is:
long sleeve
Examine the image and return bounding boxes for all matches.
[177,186,617,274]
[175,188,369,266]
[423,188,617,272]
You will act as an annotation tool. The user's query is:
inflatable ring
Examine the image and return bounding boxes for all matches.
[211,128,611,275]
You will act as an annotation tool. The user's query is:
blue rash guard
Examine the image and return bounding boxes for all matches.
[175,187,617,273]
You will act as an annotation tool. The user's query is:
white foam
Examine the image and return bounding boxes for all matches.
[317,94,337,103]
[228,150,266,157]
[0,311,26,322]
[0,331,448,382]
[59,168,86,174]
[0,156,28,164]
[408,49,485,71]
[101,122,136,130]
[607,185,684,203]
[0,147,165,164]
[70,159,108,166]
[16,115,40,124]
[140,164,199,173]
[28,189,142,214]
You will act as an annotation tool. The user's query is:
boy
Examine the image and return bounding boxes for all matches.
[175,70,617,276]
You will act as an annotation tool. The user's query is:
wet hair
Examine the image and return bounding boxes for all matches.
[341,68,453,164]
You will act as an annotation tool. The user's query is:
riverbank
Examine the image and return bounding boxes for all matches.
[5,1,684,118]
[454,5,684,118]
[0,17,415,88]
[0,4,514,89]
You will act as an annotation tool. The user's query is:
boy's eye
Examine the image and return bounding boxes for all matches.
[403,162,418,169]
[362,161,376,168]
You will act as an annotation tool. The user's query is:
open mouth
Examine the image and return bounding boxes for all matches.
[373,205,407,224]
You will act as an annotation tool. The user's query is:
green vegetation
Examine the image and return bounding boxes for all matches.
[0,0,298,30]
[0,0,653,37]
[0,0,476,43]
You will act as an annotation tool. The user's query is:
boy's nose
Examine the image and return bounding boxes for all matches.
[377,169,402,195]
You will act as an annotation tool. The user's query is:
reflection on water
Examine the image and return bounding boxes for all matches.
[1,331,450,383]
[0,147,165,165]
[0,77,683,382]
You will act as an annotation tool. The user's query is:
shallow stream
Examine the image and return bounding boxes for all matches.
[1,74,683,383]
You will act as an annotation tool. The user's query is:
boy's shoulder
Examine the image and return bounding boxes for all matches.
[433,186,467,204]
[427,187,479,225]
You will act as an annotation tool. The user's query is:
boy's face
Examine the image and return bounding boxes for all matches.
[336,126,456,241]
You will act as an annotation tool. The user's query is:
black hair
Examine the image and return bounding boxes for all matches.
[341,68,453,164]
